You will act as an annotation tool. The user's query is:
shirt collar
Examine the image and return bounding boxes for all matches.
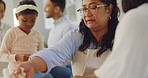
[54,15,66,26]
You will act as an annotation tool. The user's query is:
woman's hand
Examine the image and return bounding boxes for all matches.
[12,56,48,78]
[12,62,35,78]
[15,54,31,62]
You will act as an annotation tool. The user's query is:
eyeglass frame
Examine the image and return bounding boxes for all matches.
[77,4,107,16]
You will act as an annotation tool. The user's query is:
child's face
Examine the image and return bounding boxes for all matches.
[16,14,37,33]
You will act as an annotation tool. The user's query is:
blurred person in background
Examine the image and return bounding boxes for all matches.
[0,0,11,46]
[40,0,76,78]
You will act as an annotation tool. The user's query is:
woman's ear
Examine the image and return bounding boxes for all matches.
[107,4,113,16]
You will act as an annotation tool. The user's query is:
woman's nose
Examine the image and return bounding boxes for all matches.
[84,10,93,17]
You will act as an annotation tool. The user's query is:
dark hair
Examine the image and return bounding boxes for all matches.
[50,0,66,12]
[0,0,6,11]
[17,0,38,16]
[78,0,120,56]
[122,0,148,13]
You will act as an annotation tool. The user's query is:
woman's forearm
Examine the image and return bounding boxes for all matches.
[28,56,47,73]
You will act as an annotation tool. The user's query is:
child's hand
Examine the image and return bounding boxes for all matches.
[15,54,31,62]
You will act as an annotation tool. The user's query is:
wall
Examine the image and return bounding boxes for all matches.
[117,0,124,20]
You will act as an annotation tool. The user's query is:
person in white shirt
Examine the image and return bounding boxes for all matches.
[12,0,120,78]
[45,0,76,47]
[47,15,75,47]
[40,0,75,78]
[0,0,44,77]
[94,0,148,78]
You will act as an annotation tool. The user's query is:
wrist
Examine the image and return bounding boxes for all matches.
[28,56,47,73]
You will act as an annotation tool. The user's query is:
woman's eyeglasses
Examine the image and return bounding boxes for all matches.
[77,4,107,16]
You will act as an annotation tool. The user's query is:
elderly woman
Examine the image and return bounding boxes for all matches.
[13,0,119,78]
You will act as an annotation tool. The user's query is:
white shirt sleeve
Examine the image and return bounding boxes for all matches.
[95,5,148,78]
[0,28,16,62]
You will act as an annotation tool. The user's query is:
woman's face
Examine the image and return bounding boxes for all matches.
[16,13,37,33]
[82,0,112,32]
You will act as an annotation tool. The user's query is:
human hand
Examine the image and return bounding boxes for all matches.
[12,62,35,78]
[17,67,26,78]
[15,54,31,62]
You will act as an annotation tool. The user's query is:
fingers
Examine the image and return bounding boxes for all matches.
[12,66,22,78]
[17,67,26,78]
[15,62,35,78]
[23,54,31,61]
[11,74,18,78]
[16,54,32,62]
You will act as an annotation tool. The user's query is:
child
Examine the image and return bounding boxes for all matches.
[0,0,44,77]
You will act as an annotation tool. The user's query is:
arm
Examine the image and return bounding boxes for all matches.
[32,30,81,73]
[25,56,47,73]
[0,28,32,62]
[14,30,82,77]
[0,29,16,62]
[13,56,47,78]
